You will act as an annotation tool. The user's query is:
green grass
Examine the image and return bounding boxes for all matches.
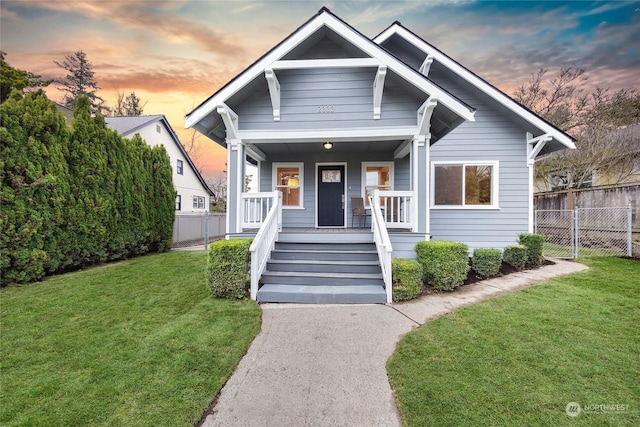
[388,257,640,426]
[0,251,261,426]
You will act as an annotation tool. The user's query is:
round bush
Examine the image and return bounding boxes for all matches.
[392,258,423,302]
[503,245,527,270]
[518,232,544,266]
[472,248,502,278]
[415,241,470,291]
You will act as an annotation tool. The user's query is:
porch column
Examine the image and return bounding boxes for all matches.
[413,135,430,234]
[226,139,246,234]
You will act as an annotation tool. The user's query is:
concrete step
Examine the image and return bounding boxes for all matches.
[257,284,387,304]
[275,242,377,252]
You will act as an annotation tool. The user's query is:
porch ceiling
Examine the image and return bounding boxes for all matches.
[255,139,402,155]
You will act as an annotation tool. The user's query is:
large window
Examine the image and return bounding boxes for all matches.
[432,161,498,208]
[362,162,393,206]
[273,163,303,208]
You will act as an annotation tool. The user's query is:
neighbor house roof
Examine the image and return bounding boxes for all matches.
[105,115,214,196]
[373,22,576,154]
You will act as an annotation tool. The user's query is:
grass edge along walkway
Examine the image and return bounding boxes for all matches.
[388,257,639,426]
[0,251,261,427]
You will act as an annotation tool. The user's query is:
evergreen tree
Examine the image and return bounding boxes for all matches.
[54,50,106,114]
[0,52,52,103]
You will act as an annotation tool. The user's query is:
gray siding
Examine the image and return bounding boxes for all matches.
[260,149,411,228]
[429,71,530,250]
[232,68,423,130]
[389,233,428,259]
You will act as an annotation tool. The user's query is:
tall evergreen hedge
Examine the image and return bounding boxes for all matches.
[1,91,175,285]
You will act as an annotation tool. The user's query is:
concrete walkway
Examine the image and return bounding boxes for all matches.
[201,259,588,427]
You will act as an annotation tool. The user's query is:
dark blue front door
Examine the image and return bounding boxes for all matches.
[318,165,345,227]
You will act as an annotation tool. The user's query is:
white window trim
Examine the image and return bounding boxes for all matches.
[272,162,304,209]
[430,160,500,209]
[361,161,394,208]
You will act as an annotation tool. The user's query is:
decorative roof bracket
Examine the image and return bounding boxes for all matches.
[417,96,438,136]
[526,132,553,165]
[419,54,434,76]
[373,65,387,119]
[217,103,240,140]
[265,69,281,121]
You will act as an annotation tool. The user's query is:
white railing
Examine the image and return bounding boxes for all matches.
[377,190,415,230]
[242,192,279,229]
[248,192,282,300]
[370,191,393,304]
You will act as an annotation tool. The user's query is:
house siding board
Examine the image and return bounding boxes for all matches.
[425,68,531,250]
[234,68,422,131]
[389,233,428,259]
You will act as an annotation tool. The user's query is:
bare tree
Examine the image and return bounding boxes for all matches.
[206,171,227,212]
[112,90,146,116]
[181,129,205,173]
[515,66,640,189]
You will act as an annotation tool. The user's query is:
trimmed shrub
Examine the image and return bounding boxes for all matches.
[392,259,423,302]
[207,238,252,299]
[503,245,528,270]
[472,248,502,278]
[518,233,544,266]
[415,241,470,291]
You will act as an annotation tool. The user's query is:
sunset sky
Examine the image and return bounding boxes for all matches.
[2,1,639,177]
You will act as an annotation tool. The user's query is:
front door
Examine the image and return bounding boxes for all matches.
[317,165,345,227]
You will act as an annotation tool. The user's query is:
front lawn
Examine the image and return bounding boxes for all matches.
[388,257,639,426]
[0,251,261,426]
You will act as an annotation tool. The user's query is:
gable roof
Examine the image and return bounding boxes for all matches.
[105,115,214,196]
[185,7,475,135]
[374,22,576,153]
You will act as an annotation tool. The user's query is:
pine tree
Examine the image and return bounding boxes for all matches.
[54,50,106,114]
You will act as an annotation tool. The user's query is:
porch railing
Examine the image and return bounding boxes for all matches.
[370,190,393,304]
[376,190,414,230]
[242,192,279,229]
[248,192,282,300]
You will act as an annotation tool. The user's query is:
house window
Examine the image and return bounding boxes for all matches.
[362,162,393,206]
[177,159,183,175]
[176,195,181,211]
[432,161,498,208]
[273,162,303,208]
[156,124,161,133]
[192,196,205,209]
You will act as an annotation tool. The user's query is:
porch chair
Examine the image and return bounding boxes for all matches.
[351,197,371,228]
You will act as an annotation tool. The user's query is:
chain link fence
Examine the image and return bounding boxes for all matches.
[172,213,226,249]
[535,206,633,258]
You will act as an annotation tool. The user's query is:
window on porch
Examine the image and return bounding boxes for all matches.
[432,161,499,208]
[273,162,303,208]
[362,162,393,206]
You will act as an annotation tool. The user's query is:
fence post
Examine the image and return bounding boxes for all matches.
[628,204,633,257]
[573,208,579,259]
[204,211,210,250]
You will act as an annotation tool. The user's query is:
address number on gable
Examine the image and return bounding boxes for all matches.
[317,105,335,113]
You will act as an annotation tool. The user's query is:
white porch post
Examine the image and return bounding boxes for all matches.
[413,135,429,234]
[226,139,246,233]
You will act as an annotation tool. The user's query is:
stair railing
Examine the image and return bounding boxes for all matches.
[249,191,282,300]
[370,190,393,303]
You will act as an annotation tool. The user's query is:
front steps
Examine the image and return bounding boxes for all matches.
[256,233,387,304]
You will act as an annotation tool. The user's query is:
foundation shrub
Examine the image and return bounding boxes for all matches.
[518,233,544,266]
[415,241,470,291]
[472,248,503,278]
[392,259,423,302]
[207,238,252,299]
[503,245,528,270]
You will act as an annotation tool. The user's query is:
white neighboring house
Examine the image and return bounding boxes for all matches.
[105,115,214,213]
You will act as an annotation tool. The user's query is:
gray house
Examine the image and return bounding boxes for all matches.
[186,8,574,304]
